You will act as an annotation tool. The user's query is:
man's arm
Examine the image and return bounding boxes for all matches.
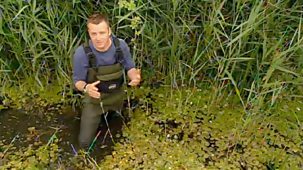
[118,39,141,86]
[75,81,87,92]
[127,68,141,86]
[73,46,100,99]
[75,80,101,99]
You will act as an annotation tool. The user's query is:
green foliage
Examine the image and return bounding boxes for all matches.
[0,0,303,168]
[99,87,303,169]
[0,136,59,169]
[0,78,80,114]
[1,87,302,169]
[1,0,302,109]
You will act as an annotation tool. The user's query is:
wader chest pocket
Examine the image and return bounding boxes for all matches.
[97,76,123,93]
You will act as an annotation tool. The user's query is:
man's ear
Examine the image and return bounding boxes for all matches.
[108,27,112,35]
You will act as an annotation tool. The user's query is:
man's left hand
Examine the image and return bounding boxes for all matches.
[128,68,141,86]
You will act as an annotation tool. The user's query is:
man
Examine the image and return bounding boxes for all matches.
[73,13,141,149]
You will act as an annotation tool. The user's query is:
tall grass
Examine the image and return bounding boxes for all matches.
[0,0,302,109]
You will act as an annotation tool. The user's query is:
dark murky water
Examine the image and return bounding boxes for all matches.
[0,107,127,161]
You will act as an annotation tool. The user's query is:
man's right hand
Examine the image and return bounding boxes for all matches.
[85,81,101,99]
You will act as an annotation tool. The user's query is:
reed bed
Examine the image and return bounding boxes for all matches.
[0,0,302,107]
[0,1,303,168]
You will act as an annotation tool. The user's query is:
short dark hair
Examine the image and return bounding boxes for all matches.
[87,13,110,27]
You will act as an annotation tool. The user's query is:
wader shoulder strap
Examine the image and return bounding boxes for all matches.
[83,43,97,68]
[83,37,124,68]
[112,37,124,64]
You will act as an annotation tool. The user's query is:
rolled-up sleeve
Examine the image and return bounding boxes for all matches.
[73,46,89,85]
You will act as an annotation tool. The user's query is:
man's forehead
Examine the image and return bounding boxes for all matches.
[88,21,109,27]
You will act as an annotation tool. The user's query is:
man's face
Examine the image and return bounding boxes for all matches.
[87,21,111,51]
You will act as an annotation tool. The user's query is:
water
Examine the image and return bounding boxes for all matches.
[0,107,127,162]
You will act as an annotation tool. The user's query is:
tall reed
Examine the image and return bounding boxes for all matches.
[0,0,302,109]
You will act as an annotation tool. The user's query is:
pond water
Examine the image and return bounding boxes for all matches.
[0,107,127,162]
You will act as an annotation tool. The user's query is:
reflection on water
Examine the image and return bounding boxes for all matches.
[0,107,128,161]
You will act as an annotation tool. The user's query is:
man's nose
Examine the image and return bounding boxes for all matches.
[96,34,102,40]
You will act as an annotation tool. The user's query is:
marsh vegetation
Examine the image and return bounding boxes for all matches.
[0,0,302,169]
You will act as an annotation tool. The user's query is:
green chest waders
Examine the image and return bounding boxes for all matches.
[78,37,126,148]
[84,63,125,113]
[83,37,126,113]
